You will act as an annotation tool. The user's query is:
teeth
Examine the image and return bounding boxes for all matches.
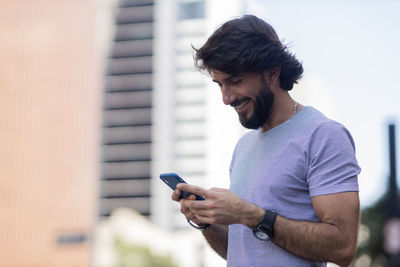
[236,100,249,110]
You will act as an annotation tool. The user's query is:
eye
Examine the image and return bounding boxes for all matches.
[212,79,222,89]
[231,79,242,85]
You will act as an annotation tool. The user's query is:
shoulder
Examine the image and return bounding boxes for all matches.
[302,109,360,196]
[299,107,355,147]
[310,119,356,152]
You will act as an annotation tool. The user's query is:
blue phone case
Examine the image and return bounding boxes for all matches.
[159,173,205,200]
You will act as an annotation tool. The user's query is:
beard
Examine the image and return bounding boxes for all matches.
[234,76,275,129]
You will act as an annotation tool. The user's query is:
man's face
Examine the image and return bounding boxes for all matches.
[211,71,275,129]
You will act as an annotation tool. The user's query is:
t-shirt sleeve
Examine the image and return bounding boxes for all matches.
[307,121,361,197]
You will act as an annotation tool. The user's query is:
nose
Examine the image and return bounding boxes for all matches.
[221,85,236,105]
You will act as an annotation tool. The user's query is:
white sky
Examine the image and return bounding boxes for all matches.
[246,0,400,207]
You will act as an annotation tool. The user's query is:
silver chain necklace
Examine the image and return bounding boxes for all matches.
[294,102,298,115]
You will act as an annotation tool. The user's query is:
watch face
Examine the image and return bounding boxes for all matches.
[253,210,276,241]
[255,230,270,241]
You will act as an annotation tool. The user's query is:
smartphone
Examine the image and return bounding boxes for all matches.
[159,173,205,200]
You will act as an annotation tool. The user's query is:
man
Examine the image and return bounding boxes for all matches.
[171,15,361,267]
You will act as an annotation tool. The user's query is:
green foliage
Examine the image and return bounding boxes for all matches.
[114,238,178,267]
[356,192,400,265]
[357,197,386,261]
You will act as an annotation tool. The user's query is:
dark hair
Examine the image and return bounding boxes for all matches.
[193,15,303,91]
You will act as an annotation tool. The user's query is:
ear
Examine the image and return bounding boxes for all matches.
[263,67,281,86]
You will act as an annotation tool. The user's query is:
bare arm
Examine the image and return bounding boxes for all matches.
[175,184,360,267]
[272,192,360,266]
[171,187,229,259]
[202,224,229,259]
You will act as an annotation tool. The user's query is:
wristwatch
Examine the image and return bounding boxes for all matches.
[253,210,277,241]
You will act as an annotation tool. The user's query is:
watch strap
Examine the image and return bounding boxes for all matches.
[255,210,277,239]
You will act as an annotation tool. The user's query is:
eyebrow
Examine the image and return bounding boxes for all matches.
[212,79,221,85]
[212,75,236,84]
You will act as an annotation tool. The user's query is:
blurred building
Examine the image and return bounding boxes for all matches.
[0,0,104,266]
[0,0,247,266]
[151,0,244,266]
[151,0,244,228]
[99,0,245,266]
[100,0,154,219]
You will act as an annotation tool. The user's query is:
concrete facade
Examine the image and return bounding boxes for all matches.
[0,0,104,265]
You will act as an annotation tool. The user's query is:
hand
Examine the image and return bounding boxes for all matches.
[171,187,202,225]
[174,183,263,227]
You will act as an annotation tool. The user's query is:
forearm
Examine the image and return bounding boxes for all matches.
[272,215,357,266]
[202,224,229,259]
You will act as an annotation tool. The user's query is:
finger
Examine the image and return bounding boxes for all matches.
[182,205,209,225]
[180,203,207,225]
[180,198,197,218]
[187,194,196,200]
[183,209,197,222]
[193,214,213,225]
[171,189,182,202]
[209,187,228,192]
[179,200,191,214]
[181,198,210,211]
[176,183,212,199]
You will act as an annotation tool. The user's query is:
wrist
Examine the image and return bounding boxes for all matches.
[241,203,265,229]
[253,210,277,241]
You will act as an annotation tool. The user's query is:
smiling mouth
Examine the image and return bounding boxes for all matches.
[233,99,251,112]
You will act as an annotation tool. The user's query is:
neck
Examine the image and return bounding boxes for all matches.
[261,91,301,132]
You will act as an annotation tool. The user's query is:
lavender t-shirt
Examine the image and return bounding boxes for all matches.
[227,106,360,267]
